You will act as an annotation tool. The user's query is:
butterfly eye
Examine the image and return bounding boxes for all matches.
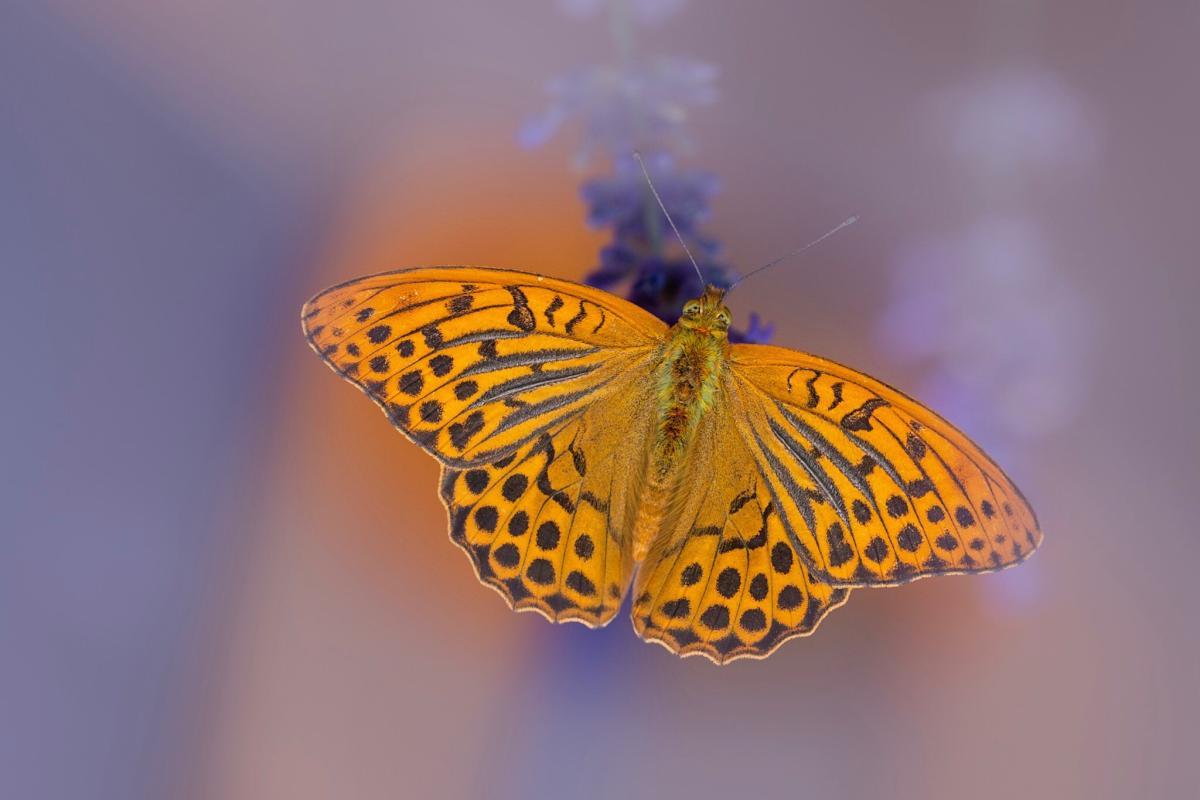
[683,302,702,317]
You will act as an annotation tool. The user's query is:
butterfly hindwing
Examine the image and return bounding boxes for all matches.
[302,268,667,467]
[728,344,1042,587]
[440,367,656,625]
[632,405,850,663]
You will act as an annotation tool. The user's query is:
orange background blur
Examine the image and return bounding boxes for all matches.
[5,2,1198,799]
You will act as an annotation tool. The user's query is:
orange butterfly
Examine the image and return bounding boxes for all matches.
[302,267,1041,663]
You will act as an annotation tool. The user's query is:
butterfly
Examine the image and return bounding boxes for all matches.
[301,267,1041,664]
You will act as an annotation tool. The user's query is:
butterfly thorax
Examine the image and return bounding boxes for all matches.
[631,287,731,561]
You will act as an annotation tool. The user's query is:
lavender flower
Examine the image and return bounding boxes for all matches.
[519,57,717,166]
[580,154,718,241]
[520,0,769,343]
[558,0,688,26]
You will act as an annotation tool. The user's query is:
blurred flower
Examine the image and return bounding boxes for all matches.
[887,66,1101,615]
[520,57,717,165]
[734,312,776,345]
[623,258,715,322]
[929,67,1100,185]
[880,217,1093,446]
[522,0,770,342]
[558,0,688,26]
[581,153,718,241]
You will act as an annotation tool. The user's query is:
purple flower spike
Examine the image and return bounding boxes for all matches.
[521,58,716,165]
[582,156,718,236]
[559,0,689,26]
[730,312,775,345]
[527,0,772,345]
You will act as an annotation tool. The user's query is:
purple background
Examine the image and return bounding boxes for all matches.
[4,2,1197,798]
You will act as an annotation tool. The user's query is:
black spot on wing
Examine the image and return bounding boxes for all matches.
[662,598,690,619]
[728,488,756,515]
[828,381,844,410]
[564,301,588,334]
[700,604,730,630]
[565,570,596,596]
[397,370,424,396]
[501,473,528,501]
[493,543,520,567]
[544,295,564,327]
[804,373,820,409]
[770,542,793,573]
[716,567,741,599]
[574,535,594,560]
[449,411,486,450]
[505,286,536,332]
[739,608,766,632]
[825,522,854,567]
[841,398,888,432]
[463,469,489,494]
[580,491,609,512]
[777,584,803,610]
[569,444,587,476]
[863,537,890,563]
[526,558,556,585]
[419,400,443,423]
[421,324,443,349]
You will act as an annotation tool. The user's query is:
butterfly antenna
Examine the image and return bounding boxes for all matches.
[633,150,705,286]
[729,215,859,289]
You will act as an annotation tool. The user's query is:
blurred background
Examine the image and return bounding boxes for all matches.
[4,1,1198,798]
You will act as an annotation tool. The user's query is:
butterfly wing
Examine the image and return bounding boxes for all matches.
[302,268,667,470]
[631,400,850,664]
[439,364,657,625]
[727,344,1042,586]
[302,267,667,467]
[303,267,668,623]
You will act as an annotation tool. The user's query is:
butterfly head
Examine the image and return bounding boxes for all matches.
[678,284,732,338]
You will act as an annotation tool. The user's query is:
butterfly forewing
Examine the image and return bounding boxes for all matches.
[728,344,1042,586]
[302,268,667,467]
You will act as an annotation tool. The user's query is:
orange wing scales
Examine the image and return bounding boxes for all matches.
[631,409,850,663]
[440,371,654,626]
[730,345,1042,587]
[302,268,668,625]
[302,269,665,467]
[633,489,850,663]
